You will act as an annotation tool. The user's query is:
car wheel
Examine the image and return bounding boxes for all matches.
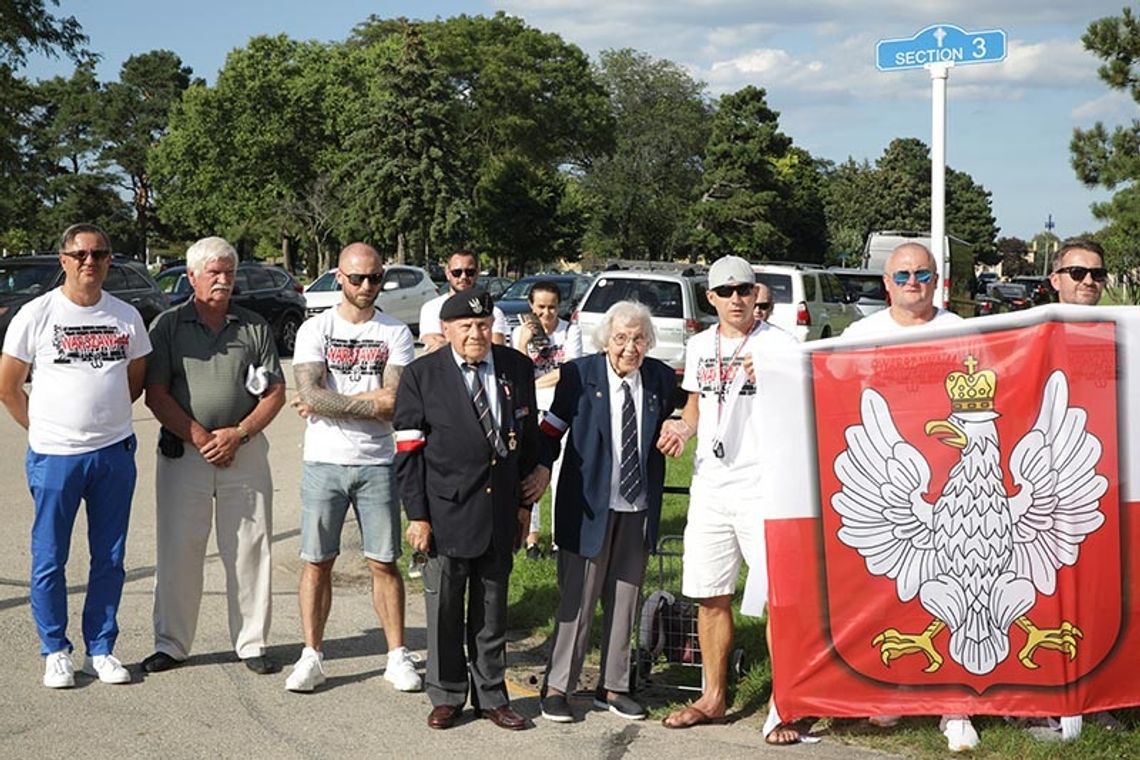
[278,313,301,357]
[820,326,832,339]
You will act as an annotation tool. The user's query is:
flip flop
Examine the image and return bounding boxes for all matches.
[662,705,727,729]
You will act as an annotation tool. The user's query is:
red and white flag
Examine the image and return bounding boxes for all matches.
[763,305,1140,719]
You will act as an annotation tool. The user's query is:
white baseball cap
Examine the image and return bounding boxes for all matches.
[708,256,755,289]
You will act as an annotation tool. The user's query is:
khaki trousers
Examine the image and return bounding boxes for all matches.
[152,434,272,660]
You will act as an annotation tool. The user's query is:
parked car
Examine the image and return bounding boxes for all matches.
[975,271,999,296]
[495,273,593,339]
[1009,275,1056,305]
[155,262,307,355]
[979,281,1033,313]
[0,254,168,344]
[828,267,889,318]
[304,264,436,335]
[752,264,861,341]
[573,268,717,399]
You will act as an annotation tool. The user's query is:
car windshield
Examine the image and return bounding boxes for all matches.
[306,271,340,292]
[989,283,1029,299]
[155,270,191,295]
[752,273,793,304]
[500,278,574,302]
[0,263,58,294]
[835,273,887,301]
[582,277,684,319]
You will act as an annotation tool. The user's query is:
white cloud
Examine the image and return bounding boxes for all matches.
[1071,91,1139,123]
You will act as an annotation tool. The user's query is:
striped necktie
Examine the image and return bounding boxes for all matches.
[619,380,643,503]
[466,362,506,457]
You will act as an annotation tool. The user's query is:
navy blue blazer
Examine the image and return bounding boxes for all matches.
[395,345,538,558]
[539,352,676,558]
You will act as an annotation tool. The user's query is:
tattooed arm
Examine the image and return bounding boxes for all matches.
[367,362,403,421]
[293,361,383,420]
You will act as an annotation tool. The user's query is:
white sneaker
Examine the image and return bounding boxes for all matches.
[285,647,326,692]
[941,715,979,752]
[82,653,130,684]
[383,646,422,692]
[43,650,74,688]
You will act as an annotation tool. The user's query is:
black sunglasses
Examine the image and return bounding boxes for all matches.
[340,271,383,286]
[754,301,772,310]
[61,248,112,262]
[449,267,478,278]
[1054,266,1108,283]
[712,283,754,298]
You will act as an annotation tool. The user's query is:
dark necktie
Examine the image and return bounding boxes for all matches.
[466,362,506,457]
[619,380,643,503]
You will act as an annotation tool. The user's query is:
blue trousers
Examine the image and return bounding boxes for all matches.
[26,435,137,656]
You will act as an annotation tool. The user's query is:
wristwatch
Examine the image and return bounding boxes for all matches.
[236,423,250,444]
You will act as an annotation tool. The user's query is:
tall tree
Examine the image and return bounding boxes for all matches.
[689,85,800,261]
[820,138,999,262]
[336,22,464,266]
[24,64,131,246]
[151,35,333,255]
[996,235,1032,276]
[0,0,87,67]
[583,48,709,261]
[101,50,194,256]
[1070,6,1140,296]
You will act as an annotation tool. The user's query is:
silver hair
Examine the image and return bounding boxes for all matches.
[593,300,657,352]
[185,236,238,276]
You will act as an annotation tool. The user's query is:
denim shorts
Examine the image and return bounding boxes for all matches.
[299,462,400,563]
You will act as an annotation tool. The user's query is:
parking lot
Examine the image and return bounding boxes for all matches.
[0,360,895,760]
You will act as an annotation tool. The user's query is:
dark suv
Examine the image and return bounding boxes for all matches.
[0,254,168,344]
[154,262,307,355]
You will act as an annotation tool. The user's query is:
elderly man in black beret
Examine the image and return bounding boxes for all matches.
[394,289,544,731]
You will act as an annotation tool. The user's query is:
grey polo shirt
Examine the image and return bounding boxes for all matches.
[146,300,283,430]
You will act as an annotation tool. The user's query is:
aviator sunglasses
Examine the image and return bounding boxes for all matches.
[449,267,478,278]
[1054,266,1108,283]
[891,268,933,285]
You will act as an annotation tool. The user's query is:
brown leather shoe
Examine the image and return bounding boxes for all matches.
[428,704,463,730]
[481,705,529,731]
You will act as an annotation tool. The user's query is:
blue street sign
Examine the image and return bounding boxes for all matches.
[876,24,1007,72]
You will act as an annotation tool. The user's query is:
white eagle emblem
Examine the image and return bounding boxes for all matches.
[831,356,1107,676]
[469,297,484,314]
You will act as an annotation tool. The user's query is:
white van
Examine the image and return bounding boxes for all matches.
[862,230,976,315]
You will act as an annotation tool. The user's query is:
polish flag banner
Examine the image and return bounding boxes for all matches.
[762,305,1140,719]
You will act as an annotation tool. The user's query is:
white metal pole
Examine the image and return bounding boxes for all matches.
[929,62,951,308]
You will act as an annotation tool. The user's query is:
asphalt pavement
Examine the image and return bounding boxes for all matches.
[0,360,901,760]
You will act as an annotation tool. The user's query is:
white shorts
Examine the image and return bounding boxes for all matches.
[681,479,768,604]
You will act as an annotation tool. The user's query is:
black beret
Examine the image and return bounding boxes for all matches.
[440,288,494,321]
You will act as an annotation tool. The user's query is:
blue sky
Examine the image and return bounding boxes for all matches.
[21,1,1137,242]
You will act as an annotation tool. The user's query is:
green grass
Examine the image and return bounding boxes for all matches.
[496,441,1140,758]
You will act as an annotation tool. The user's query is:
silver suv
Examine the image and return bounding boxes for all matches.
[573,268,718,378]
[752,263,861,341]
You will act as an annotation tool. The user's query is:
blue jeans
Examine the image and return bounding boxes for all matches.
[299,462,400,563]
[27,435,137,656]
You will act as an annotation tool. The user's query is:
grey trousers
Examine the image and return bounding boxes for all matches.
[423,548,513,709]
[544,510,648,694]
[152,434,273,660]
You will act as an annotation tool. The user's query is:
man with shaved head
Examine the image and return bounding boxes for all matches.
[843,242,962,338]
[284,243,421,693]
